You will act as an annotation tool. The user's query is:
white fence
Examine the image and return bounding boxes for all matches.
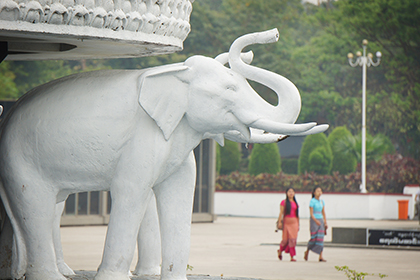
[215,191,413,220]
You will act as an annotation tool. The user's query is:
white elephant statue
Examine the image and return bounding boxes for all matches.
[0,191,161,279]
[0,28,327,280]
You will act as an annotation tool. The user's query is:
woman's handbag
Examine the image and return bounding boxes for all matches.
[275,219,283,232]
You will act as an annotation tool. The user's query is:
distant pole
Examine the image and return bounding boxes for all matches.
[347,40,381,193]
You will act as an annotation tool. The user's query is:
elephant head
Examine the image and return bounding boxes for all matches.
[139,28,327,145]
[217,28,328,143]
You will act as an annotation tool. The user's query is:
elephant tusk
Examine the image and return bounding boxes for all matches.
[225,130,282,144]
[286,124,329,136]
[250,119,317,135]
[224,129,286,144]
[227,125,329,144]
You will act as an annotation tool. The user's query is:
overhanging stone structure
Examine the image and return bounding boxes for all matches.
[0,0,194,60]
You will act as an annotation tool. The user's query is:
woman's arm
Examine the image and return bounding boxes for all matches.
[297,216,300,231]
[277,204,285,229]
[310,207,321,225]
[322,206,328,229]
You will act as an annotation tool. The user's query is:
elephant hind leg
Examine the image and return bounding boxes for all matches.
[3,180,66,280]
[54,201,75,276]
[95,186,154,280]
[0,209,13,279]
[0,182,27,279]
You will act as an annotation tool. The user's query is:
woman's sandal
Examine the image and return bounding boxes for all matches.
[290,258,296,262]
[319,258,327,262]
[277,249,282,260]
[303,250,308,261]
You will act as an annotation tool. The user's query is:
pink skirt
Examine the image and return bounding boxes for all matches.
[279,217,299,257]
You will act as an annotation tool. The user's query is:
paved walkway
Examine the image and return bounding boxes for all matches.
[61,217,420,280]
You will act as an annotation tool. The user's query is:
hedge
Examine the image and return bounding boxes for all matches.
[248,143,281,175]
[281,158,298,174]
[328,126,357,174]
[218,140,241,175]
[216,154,420,194]
[298,133,332,175]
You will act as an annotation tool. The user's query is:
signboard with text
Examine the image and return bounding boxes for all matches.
[368,229,420,247]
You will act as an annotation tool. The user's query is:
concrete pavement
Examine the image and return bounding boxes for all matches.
[60,217,420,280]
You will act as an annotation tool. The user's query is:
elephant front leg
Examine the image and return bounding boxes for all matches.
[154,154,196,280]
[95,185,154,280]
[133,194,161,276]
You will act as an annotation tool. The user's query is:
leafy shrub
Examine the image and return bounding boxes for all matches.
[335,265,388,279]
[375,133,395,155]
[328,126,357,174]
[281,158,298,174]
[366,153,420,193]
[308,147,331,174]
[298,133,332,175]
[216,171,360,193]
[248,143,281,175]
[335,132,396,163]
[218,140,241,175]
[216,153,420,193]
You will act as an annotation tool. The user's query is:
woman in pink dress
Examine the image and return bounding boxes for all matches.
[277,187,299,261]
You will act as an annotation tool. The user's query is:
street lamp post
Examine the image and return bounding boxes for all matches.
[347,39,381,193]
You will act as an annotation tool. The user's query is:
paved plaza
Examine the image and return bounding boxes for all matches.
[61,216,420,280]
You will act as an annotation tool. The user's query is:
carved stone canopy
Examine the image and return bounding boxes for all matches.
[0,0,194,61]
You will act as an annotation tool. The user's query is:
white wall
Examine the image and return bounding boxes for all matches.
[215,191,413,220]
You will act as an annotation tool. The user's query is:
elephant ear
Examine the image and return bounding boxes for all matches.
[139,64,190,140]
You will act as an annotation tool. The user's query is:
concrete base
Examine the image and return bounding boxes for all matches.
[332,227,367,245]
[68,271,260,280]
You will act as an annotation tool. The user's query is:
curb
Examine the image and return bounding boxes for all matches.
[260,242,420,251]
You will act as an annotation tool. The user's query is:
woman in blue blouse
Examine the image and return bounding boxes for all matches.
[304,186,327,262]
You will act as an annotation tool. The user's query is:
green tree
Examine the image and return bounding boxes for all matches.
[6,60,111,98]
[335,132,395,163]
[216,143,222,174]
[307,0,420,158]
[104,53,187,70]
[328,126,357,174]
[248,143,281,175]
[298,133,332,175]
[0,62,19,99]
[219,140,241,175]
[308,146,331,175]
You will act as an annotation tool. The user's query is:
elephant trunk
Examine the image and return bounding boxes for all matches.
[228,28,302,129]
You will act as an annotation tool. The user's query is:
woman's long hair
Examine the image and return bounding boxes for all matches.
[285,187,299,217]
[312,186,322,198]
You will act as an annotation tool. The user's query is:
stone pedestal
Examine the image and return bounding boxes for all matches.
[0,0,194,60]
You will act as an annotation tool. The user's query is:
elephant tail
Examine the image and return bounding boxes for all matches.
[0,181,27,279]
